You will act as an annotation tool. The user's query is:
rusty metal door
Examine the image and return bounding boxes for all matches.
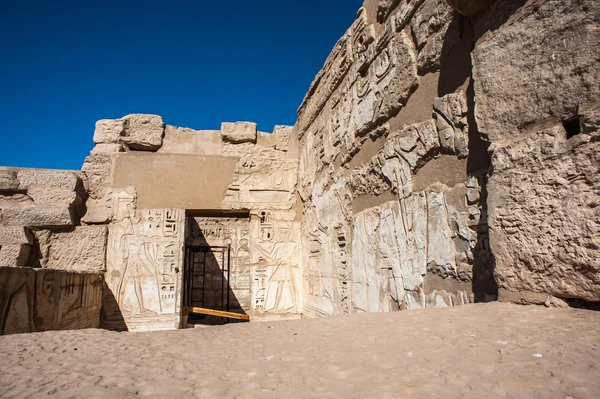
[184,245,231,312]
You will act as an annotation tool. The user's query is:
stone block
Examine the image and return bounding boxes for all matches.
[472,0,600,143]
[44,226,108,272]
[93,119,125,144]
[81,198,110,224]
[1,206,74,228]
[273,125,293,152]
[82,153,115,199]
[16,169,79,191]
[0,226,33,245]
[0,267,35,335]
[221,122,257,144]
[489,134,600,302]
[26,187,78,205]
[34,269,103,331]
[0,168,20,192]
[121,114,165,151]
[0,244,31,266]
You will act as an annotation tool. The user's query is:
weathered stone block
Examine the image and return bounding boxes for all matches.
[121,114,165,150]
[221,122,257,144]
[93,119,125,144]
[1,206,74,228]
[82,153,115,199]
[433,92,469,157]
[81,198,110,224]
[0,168,20,192]
[472,0,600,143]
[273,125,293,152]
[0,267,35,335]
[489,132,600,302]
[0,226,33,245]
[44,226,108,272]
[411,0,458,73]
[16,169,79,192]
[26,187,78,205]
[0,244,31,266]
[34,269,103,331]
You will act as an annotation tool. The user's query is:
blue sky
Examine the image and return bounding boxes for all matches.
[0,0,362,170]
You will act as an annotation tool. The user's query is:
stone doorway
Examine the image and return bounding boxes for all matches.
[183,245,231,311]
[183,212,251,325]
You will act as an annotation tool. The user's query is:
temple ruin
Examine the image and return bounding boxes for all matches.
[1,0,598,334]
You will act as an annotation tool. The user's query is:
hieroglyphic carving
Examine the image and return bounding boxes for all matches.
[302,179,353,317]
[105,204,185,331]
[223,147,299,211]
[248,209,301,315]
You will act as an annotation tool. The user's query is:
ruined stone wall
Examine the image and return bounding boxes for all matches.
[1,0,597,333]
[0,167,104,334]
[471,0,600,303]
[82,116,301,330]
[296,0,599,316]
[0,267,103,335]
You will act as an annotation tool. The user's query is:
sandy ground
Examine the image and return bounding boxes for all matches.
[1,303,599,398]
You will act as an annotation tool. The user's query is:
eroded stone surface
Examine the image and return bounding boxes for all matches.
[93,119,125,144]
[121,114,165,151]
[221,122,258,144]
[489,125,600,302]
[273,125,293,152]
[473,0,600,143]
[42,226,108,273]
[1,0,599,336]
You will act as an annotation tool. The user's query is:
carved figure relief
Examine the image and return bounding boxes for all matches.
[222,147,299,210]
[105,205,184,331]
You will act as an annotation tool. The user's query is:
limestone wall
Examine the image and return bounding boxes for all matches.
[0,267,102,335]
[295,0,599,316]
[297,1,484,317]
[471,0,600,303]
[2,0,598,333]
[82,116,301,330]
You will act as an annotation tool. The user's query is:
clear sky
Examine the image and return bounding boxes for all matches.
[0,0,363,170]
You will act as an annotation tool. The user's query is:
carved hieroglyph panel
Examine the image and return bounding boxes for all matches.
[105,204,185,332]
[223,147,299,211]
[302,179,353,317]
[250,209,301,315]
[352,199,428,312]
[186,212,301,316]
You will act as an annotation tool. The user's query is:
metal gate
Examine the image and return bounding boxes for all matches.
[183,245,231,313]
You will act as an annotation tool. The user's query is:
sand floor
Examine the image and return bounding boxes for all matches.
[1,303,599,398]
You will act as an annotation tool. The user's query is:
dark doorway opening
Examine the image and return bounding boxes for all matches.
[184,245,230,309]
[182,211,250,326]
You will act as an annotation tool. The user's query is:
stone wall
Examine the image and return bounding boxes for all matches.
[297,1,486,317]
[295,0,599,316]
[1,0,598,333]
[82,116,301,330]
[0,267,102,335]
[471,0,600,303]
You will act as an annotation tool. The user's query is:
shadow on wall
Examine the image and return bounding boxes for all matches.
[184,218,247,326]
[101,280,127,331]
[0,267,103,335]
[437,12,500,302]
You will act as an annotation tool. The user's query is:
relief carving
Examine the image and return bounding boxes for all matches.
[105,206,184,331]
